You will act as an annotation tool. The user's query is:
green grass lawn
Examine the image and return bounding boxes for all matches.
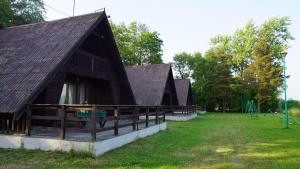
[1,113,300,169]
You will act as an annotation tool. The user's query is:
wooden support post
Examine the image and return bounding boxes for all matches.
[0,115,1,132]
[114,107,119,136]
[25,105,31,136]
[1,115,4,133]
[163,110,166,122]
[7,116,12,134]
[22,114,26,133]
[16,119,20,134]
[155,107,158,124]
[132,107,137,131]
[59,106,66,140]
[11,118,15,133]
[136,107,139,130]
[145,107,149,127]
[91,105,97,142]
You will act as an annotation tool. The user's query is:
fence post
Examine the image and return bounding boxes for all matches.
[91,105,97,142]
[114,107,119,136]
[1,115,4,133]
[163,109,166,122]
[25,105,31,136]
[155,106,158,124]
[146,107,149,127]
[133,107,137,131]
[59,106,66,140]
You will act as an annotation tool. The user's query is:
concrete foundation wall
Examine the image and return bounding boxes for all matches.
[165,113,197,121]
[0,123,167,156]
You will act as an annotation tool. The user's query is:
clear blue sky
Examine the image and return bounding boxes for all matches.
[44,0,300,100]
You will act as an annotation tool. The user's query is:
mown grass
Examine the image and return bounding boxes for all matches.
[1,113,300,169]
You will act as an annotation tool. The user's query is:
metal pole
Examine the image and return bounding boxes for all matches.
[72,0,76,16]
[283,54,289,128]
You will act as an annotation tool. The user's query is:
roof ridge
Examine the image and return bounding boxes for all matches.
[125,63,170,68]
[0,11,104,31]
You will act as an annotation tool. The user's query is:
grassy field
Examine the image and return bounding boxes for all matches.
[1,113,300,169]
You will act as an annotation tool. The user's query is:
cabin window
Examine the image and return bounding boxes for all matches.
[68,83,76,104]
[79,83,86,103]
[59,82,87,104]
[59,84,67,104]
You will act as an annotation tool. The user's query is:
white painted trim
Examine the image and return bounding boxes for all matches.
[165,113,197,121]
[0,123,167,156]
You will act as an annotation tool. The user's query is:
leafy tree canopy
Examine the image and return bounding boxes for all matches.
[110,21,163,66]
[174,16,294,112]
[0,0,45,28]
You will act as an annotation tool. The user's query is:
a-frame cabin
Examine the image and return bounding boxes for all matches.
[0,12,135,132]
[174,79,193,106]
[125,64,178,107]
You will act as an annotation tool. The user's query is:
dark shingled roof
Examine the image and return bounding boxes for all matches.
[174,79,192,106]
[0,12,106,115]
[125,64,178,106]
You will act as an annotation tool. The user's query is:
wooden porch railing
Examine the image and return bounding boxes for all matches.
[25,104,170,141]
[0,105,199,137]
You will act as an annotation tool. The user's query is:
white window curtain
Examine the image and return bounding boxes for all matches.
[68,83,76,104]
[59,84,67,104]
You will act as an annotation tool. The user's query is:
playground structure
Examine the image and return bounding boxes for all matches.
[244,100,258,118]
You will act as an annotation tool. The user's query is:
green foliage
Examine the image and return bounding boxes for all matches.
[0,0,45,28]
[0,0,13,28]
[175,16,293,112]
[280,99,300,118]
[172,52,194,79]
[244,16,293,112]
[110,21,163,66]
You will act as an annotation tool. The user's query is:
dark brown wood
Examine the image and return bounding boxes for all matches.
[132,107,137,131]
[1,115,5,133]
[7,116,11,134]
[114,107,119,136]
[22,114,26,133]
[16,119,20,134]
[146,107,149,127]
[91,105,97,141]
[31,126,60,131]
[31,115,60,120]
[59,106,66,140]
[155,107,159,124]
[25,105,31,136]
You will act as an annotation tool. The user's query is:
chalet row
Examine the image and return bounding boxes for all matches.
[0,11,193,134]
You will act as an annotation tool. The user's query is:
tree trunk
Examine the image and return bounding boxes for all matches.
[257,101,261,113]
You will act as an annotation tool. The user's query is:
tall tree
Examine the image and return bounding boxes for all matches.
[244,16,293,112]
[0,0,45,28]
[110,21,163,65]
[206,35,234,112]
